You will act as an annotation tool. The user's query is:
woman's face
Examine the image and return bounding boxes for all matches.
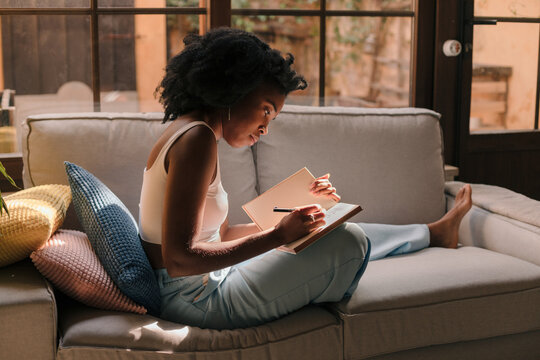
[223,82,286,148]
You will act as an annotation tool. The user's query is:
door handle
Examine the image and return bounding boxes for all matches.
[443,40,462,57]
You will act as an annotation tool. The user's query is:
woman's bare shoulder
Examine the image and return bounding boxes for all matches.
[165,120,217,179]
[166,121,216,159]
[148,115,215,170]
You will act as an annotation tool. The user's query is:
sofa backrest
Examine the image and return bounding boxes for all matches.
[21,113,257,228]
[256,105,446,225]
[22,106,445,230]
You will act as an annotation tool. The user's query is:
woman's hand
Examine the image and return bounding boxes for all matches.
[274,204,326,245]
[310,173,341,202]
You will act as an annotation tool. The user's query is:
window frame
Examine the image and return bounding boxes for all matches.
[229,0,432,107]
[0,0,435,192]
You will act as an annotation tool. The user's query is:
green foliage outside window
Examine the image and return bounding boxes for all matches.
[0,162,17,215]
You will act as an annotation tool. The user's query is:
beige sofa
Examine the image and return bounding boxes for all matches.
[1,106,540,360]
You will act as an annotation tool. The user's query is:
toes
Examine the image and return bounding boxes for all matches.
[463,184,472,200]
[456,187,465,199]
[457,184,471,201]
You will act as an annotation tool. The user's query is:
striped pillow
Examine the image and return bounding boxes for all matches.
[0,184,71,267]
[31,230,146,314]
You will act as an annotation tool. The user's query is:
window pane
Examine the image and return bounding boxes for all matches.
[232,15,320,105]
[0,14,92,154]
[232,0,319,10]
[470,22,539,132]
[327,0,413,11]
[98,0,204,8]
[0,0,88,8]
[326,16,411,107]
[99,14,202,113]
[474,0,540,18]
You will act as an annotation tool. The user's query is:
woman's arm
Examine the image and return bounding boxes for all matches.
[219,219,260,241]
[160,125,323,277]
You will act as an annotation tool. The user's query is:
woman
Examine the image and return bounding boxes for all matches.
[139,28,472,329]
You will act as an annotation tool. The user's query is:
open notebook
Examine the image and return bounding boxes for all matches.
[242,168,362,254]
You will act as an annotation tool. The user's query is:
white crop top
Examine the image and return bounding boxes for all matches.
[138,121,229,245]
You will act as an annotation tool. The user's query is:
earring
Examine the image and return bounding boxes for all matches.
[228,107,231,121]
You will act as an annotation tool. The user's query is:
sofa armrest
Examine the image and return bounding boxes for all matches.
[0,260,57,360]
[445,181,540,266]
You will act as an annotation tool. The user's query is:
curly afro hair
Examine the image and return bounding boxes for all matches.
[157,27,307,123]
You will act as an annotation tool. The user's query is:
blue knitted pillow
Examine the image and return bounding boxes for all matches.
[65,162,160,315]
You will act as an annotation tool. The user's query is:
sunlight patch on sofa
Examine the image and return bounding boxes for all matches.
[129,321,190,342]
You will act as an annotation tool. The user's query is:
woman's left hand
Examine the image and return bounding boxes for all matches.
[310,173,341,202]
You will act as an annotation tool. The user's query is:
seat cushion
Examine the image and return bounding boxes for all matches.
[65,162,160,315]
[0,260,57,360]
[329,246,540,360]
[57,300,342,360]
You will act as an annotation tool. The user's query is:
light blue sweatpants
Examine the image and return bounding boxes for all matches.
[155,222,430,329]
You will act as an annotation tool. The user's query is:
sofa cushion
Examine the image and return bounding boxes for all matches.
[65,162,160,315]
[0,184,71,267]
[31,230,147,314]
[256,106,446,225]
[58,300,342,360]
[22,113,258,228]
[0,260,57,360]
[329,246,540,360]
[218,140,258,225]
[22,113,167,229]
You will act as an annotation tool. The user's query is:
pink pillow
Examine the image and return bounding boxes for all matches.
[31,230,147,314]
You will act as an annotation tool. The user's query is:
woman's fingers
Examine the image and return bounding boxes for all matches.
[295,206,326,231]
[302,214,326,231]
[308,218,326,231]
[314,186,335,195]
[310,183,332,196]
[310,174,330,189]
[310,182,341,202]
[311,183,331,193]
[310,174,341,202]
[295,204,322,214]
[277,205,327,244]
[310,177,331,190]
[301,210,324,222]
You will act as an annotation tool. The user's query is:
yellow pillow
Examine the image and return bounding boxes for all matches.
[0,185,71,267]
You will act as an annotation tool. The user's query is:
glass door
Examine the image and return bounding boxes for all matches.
[468,1,539,133]
[457,0,540,200]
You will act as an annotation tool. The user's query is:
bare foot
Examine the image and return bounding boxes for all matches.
[428,184,473,249]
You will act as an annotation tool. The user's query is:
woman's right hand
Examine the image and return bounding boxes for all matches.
[273,204,326,245]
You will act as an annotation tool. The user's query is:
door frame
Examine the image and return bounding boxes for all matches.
[433,0,540,199]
